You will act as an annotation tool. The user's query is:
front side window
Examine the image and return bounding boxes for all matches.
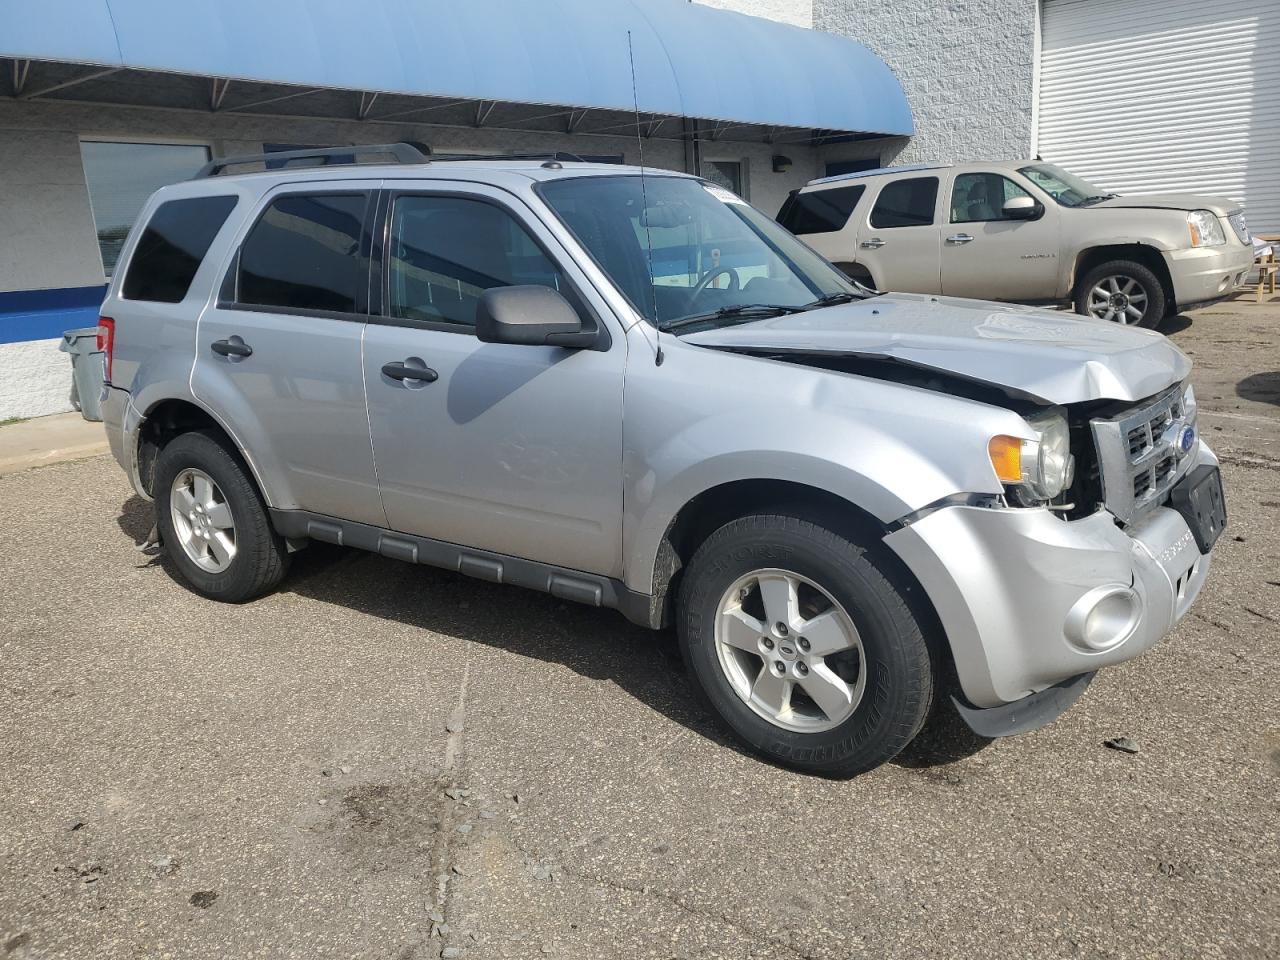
[122,196,237,303]
[1017,163,1112,207]
[950,173,1035,223]
[869,177,939,228]
[387,196,568,328]
[80,140,212,276]
[236,193,368,313]
[777,185,866,235]
[539,175,858,330]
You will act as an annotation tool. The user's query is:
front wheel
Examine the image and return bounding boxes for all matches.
[676,513,936,777]
[1074,260,1166,328]
[154,430,289,603]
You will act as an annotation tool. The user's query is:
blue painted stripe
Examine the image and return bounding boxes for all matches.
[0,285,107,345]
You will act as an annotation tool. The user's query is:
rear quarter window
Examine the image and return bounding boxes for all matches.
[121,195,238,303]
[869,177,939,228]
[777,185,865,235]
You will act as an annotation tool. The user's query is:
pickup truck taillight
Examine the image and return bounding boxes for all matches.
[97,316,115,382]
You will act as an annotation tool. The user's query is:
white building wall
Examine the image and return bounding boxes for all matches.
[814,0,1038,167]
[694,0,813,28]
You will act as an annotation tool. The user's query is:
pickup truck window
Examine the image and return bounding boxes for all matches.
[869,177,939,228]
[237,193,368,313]
[950,174,1035,223]
[122,195,236,303]
[387,195,567,328]
[777,185,865,235]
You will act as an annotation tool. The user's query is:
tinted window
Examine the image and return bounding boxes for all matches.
[237,194,368,313]
[388,196,568,328]
[778,185,865,235]
[869,177,939,228]
[950,173,1035,223]
[122,196,237,302]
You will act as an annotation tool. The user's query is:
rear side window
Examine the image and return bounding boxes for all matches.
[122,196,237,303]
[777,185,865,235]
[236,193,368,313]
[869,177,939,228]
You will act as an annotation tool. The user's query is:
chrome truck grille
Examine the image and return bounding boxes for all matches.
[1090,384,1198,524]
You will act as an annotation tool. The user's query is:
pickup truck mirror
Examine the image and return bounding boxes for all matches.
[1003,196,1044,221]
[476,285,595,348]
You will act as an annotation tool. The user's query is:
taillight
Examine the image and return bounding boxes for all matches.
[98,316,115,382]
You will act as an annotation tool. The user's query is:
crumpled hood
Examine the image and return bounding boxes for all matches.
[681,294,1190,405]
[1095,193,1241,217]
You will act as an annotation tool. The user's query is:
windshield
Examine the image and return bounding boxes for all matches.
[538,175,860,330]
[1017,163,1114,207]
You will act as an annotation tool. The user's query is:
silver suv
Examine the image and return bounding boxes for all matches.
[779,160,1254,327]
[100,145,1227,777]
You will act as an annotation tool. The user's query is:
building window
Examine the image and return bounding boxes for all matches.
[702,160,745,199]
[80,141,212,276]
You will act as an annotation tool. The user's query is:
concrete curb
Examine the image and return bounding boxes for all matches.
[0,412,110,477]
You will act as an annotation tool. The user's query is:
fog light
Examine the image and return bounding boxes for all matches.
[1064,585,1142,652]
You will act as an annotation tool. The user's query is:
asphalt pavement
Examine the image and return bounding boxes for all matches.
[1,300,1277,959]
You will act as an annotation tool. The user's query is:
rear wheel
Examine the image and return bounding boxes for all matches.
[154,431,288,602]
[676,513,936,777]
[1074,260,1165,328]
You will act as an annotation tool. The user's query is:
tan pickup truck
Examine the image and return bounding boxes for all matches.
[778,160,1254,328]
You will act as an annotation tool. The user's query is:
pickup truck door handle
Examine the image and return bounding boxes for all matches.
[210,337,252,358]
[382,359,439,383]
[860,238,886,249]
[946,234,975,245]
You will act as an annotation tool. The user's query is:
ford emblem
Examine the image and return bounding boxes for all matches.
[1178,425,1196,453]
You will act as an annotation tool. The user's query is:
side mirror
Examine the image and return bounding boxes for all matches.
[1003,196,1044,221]
[475,285,594,348]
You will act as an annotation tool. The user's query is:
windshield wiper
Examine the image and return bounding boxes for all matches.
[659,303,805,332]
[803,291,862,309]
[1078,193,1118,206]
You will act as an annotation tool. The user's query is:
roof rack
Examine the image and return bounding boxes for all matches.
[807,162,948,186]
[432,152,588,163]
[193,142,430,179]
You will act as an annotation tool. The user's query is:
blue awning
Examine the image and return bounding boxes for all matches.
[0,0,913,136]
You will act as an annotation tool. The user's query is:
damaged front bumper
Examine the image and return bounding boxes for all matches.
[885,444,1219,727]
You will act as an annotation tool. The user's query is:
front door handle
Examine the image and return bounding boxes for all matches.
[946,234,975,245]
[382,358,439,383]
[860,237,886,249]
[210,337,252,358]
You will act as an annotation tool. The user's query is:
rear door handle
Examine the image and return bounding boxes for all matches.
[382,359,439,383]
[860,238,886,249]
[210,337,252,358]
[946,234,975,245]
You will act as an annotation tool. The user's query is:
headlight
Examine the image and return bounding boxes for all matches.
[1187,210,1226,247]
[988,410,1076,502]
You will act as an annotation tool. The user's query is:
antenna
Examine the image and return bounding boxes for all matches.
[627,30,664,366]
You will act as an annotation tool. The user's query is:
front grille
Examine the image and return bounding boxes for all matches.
[1090,385,1197,524]
[1228,211,1250,245]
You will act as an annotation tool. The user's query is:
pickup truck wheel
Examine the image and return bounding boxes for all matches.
[1074,260,1165,328]
[154,430,289,603]
[676,514,935,777]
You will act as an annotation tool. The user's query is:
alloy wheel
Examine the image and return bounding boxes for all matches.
[713,568,866,733]
[170,468,237,573]
[1087,275,1149,324]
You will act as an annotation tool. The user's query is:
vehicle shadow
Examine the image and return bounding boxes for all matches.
[1159,313,1193,335]
[1237,371,1280,406]
[117,493,983,775]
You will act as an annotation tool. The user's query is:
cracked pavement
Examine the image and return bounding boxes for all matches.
[1,301,1278,959]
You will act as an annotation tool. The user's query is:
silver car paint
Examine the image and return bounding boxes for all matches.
[101,160,1216,713]
[681,294,1192,405]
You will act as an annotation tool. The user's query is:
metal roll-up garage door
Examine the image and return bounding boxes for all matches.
[1038,0,1280,233]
